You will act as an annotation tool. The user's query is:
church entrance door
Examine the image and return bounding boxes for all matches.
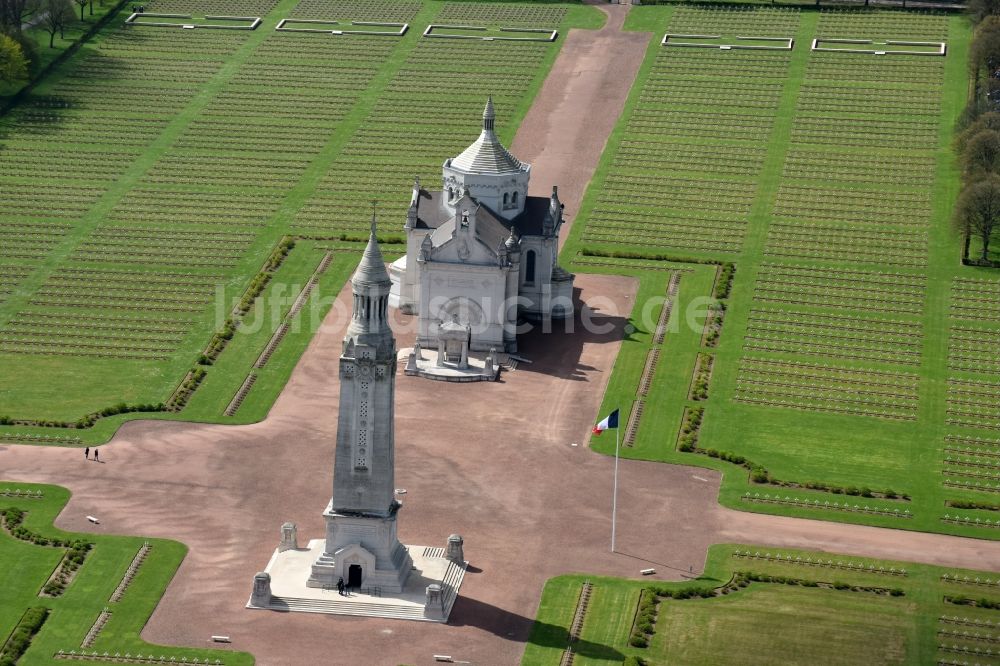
[347,564,362,589]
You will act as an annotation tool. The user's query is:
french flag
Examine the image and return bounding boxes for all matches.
[592,409,619,435]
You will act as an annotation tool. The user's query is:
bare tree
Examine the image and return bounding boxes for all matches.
[970,17,1000,79]
[39,0,72,48]
[956,176,1000,262]
[0,0,42,35]
[970,0,1000,24]
[964,129,1000,178]
[70,0,83,20]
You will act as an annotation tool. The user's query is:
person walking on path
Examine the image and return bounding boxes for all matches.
[94,449,99,462]
[84,447,89,460]
[336,577,344,596]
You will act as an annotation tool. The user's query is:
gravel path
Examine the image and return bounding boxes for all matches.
[509,1,650,249]
[2,5,999,665]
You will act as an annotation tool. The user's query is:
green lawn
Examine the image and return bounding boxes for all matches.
[524,544,1000,666]
[0,482,252,665]
[0,0,603,439]
[565,5,999,539]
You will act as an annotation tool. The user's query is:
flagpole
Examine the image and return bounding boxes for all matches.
[611,424,619,552]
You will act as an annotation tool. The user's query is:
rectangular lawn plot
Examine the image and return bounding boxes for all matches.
[289,0,421,22]
[653,585,910,665]
[276,19,407,36]
[98,23,250,56]
[125,13,262,30]
[745,307,923,366]
[434,2,566,28]
[734,357,920,420]
[580,26,797,256]
[811,38,945,56]
[423,25,556,42]
[945,279,1000,470]
[763,19,943,272]
[947,379,1000,432]
[0,267,218,361]
[667,5,800,37]
[661,34,792,51]
[943,434,1000,495]
[144,0,278,14]
[942,279,1000,498]
[816,8,949,42]
[752,263,926,316]
[951,278,1000,323]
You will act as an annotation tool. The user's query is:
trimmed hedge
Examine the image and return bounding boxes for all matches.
[0,606,48,665]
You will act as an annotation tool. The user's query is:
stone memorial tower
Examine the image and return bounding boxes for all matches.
[307,217,413,593]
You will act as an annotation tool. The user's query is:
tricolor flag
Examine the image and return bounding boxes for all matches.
[593,409,619,435]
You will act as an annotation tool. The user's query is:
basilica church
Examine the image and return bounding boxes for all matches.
[388,98,574,354]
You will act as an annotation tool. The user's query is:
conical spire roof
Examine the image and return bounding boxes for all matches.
[451,97,524,175]
[352,214,390,287]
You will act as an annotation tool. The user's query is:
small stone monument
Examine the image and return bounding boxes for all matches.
[446,534,464,563]
[250,572,271,607]
[279,522,297,552]
[482,348,498,380]
[424,583,445,619]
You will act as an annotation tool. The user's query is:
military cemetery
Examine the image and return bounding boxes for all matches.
[1,0,999,663]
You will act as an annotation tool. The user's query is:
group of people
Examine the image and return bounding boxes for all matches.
[83,447,100,462]
[336,577,351,596]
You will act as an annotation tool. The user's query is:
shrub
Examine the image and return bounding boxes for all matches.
[890,588,904,597]
[623,657,646,666]
[833,581,850,590]
[949,499,1000,511]
[713,262,735,300]
[0,606,48,663]
[629,635,648,648]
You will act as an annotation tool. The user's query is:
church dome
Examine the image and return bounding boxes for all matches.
[450,97,525,175]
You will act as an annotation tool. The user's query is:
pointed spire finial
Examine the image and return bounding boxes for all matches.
[483,96,495,132]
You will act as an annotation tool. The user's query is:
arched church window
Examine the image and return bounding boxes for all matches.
[503,192,509,206]
[448,187,454,201]
[525,250,536,284]
[512,191,519,205]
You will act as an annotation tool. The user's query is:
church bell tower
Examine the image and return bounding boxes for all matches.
[308,215,413,592]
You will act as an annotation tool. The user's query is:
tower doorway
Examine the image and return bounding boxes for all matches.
[347,564,362,589]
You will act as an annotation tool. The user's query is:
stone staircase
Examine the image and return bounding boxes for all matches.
[438,559,467,617]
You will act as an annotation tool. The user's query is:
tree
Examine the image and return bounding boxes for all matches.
[0,33,27,83]
[71,0,83,20]
[958,111,1000,148]
[970,17,1000,79]
[0,0,41,35]
[955,176,1000,262]
[39,0,72,48]
[963,129,1000,178]
[970,0,1000,24]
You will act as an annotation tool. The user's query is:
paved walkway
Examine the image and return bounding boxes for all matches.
[2,5,1000,666]
[509,1,650,249]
